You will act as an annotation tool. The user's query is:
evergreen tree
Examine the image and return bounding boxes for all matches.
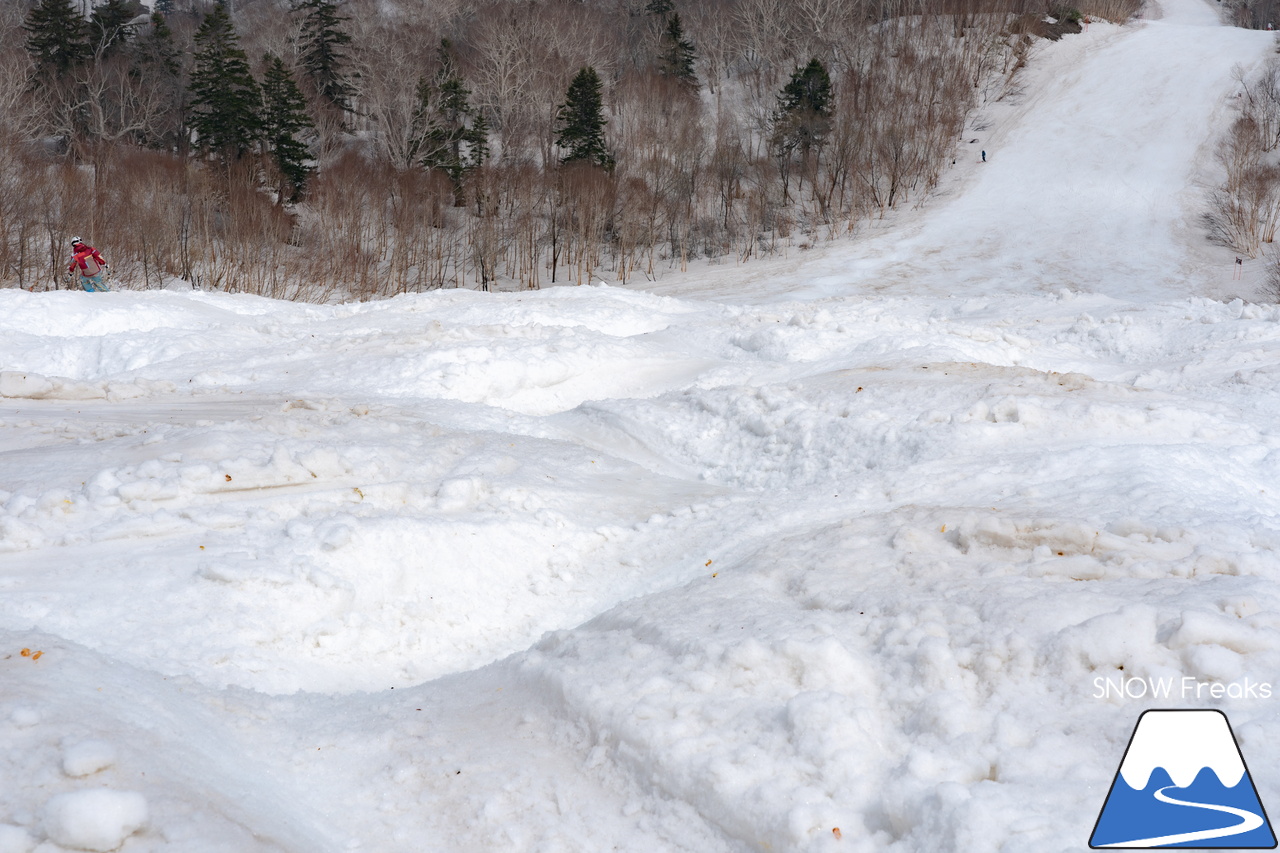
[555,67,613,169]
[658,13,697,88]
[292,0,356,117]
[153,0,175,13]
[189,2,262,161]
[645,0,674,15]
[416,40,488,195]
[136,12,181,78]
[132,12,185,150]
[260,53,314,203]
[23,0,89,80]
[88,0,136,59]
[773,58,833,156]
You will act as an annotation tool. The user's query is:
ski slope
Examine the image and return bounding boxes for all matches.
[3,1,1280,851]
[653,0,1274,305]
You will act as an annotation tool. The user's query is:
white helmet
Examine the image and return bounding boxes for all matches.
[71,236,84,247]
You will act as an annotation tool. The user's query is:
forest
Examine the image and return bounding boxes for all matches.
[2,0,1147,298]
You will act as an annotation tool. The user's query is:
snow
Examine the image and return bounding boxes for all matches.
[0,825,35,853]
[42,789,147,852]
[2,0,1280,850]
[62,740,119,779]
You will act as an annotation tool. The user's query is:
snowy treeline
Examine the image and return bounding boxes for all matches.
[1205,57,1280,296]
[2,0,1139,297]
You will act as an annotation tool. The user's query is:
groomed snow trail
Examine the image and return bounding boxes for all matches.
[3,1,1280,851]
[843,0,1265,301]
[649,0,1273,305]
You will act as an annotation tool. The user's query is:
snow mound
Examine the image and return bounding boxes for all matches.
[0,825,35,853]
[62,740,118,778]
[43,789,147,852]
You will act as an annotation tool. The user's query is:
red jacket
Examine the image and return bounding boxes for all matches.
[69,246,107,276]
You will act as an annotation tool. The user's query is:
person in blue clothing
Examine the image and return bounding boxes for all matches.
[981,150,987,162]
[67,237,110,291]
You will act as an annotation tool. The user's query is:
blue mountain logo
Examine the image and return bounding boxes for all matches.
[1091,709,1276,848]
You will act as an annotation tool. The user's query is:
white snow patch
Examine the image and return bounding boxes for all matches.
[0,825,35,853]
[61,740,118,778]
[43,789,148,852]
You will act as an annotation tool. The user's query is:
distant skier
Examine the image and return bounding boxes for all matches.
[67,237,110,292]
[981,150,987,162]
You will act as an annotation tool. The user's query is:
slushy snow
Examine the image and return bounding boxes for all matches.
[3,0,1280,850]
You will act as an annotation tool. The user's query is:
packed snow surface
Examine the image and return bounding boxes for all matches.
[3,0,1280,850]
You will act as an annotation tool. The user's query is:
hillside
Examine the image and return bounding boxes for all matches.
[2,0,1280,851]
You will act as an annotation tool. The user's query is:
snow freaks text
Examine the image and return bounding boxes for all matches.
[1093,676,1273,701]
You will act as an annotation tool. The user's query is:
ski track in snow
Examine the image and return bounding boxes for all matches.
[4,0,1280,850]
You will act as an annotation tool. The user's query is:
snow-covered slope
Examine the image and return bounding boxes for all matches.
[859,0,1267,300]
[650,0,1275,305]
[3,1,1280,851]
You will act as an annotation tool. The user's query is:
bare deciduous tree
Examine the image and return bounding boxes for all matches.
[0,0,1105,296]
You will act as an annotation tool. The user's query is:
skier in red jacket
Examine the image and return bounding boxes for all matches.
[67,237,110,292]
